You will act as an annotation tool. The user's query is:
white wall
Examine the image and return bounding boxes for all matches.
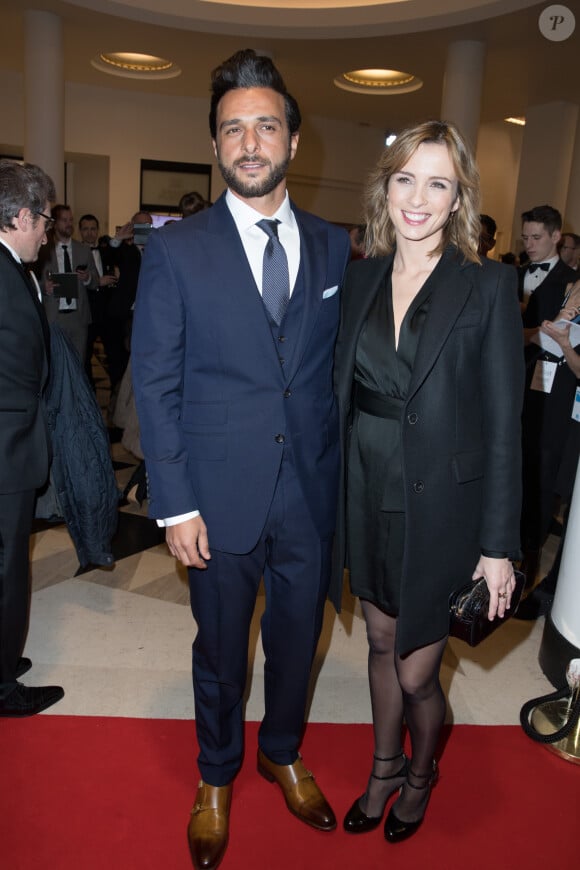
[476,120,523,256]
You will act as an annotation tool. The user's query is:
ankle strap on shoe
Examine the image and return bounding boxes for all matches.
[373,750,404,763]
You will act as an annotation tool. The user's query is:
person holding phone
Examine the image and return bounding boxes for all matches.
[35,204,97,362]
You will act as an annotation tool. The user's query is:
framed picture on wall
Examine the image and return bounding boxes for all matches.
[140,159,212,214]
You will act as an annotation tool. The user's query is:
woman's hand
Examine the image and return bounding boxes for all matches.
[541,319,573,351]
[472,555,515,620]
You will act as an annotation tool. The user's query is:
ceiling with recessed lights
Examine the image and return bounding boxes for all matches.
[0,0,577,132]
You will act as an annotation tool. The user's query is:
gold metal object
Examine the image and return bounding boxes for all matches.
[530,688,580,765]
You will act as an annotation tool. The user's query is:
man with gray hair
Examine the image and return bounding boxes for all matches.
[0,160,64,717]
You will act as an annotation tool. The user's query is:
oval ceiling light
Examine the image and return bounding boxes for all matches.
[91,52,181,80]
[334,68,422,95]
[200,1,397,6]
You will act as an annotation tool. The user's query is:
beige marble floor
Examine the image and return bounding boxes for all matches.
[26,471,556,725]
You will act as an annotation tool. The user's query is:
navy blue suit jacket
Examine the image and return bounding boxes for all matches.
[132,193,350,554]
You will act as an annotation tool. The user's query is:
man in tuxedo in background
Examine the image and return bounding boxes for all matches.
[0,160,64,717]
[132,50,350,870]
[519,204,576,322]
[519,204,578,586]
[78,213,118,385]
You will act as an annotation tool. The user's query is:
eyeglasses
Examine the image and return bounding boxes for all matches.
[35,211,55,229]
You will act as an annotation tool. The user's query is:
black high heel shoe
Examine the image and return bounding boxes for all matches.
[384,760,438,843]
[343,752,407,834]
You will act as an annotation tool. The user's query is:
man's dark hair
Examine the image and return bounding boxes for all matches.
[51,203,72,220]
[79,213,99,228]
[480,214,496,239]
[0,159,56,231]
[209,49,301,140]
[521,204,562,234]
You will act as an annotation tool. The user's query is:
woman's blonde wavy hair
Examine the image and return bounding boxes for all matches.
[364,120,481,264]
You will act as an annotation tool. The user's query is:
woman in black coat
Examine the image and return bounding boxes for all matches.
[334,121,524,842]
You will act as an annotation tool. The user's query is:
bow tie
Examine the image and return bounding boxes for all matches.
[528,262,550,274]
[91,247,99,251]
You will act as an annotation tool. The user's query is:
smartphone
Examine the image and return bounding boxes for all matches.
[133,223,153,246]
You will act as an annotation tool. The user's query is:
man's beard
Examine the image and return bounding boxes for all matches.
[218,148,291,199]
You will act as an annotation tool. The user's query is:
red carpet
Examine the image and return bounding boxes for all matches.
[1,718,576,869]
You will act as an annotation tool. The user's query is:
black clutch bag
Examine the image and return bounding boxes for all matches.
[449,569,526,647]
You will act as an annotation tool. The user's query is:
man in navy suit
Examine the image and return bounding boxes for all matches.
[132,50,350,870]
[0,160,64,717]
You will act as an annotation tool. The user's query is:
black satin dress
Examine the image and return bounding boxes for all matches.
[347,268,432,613]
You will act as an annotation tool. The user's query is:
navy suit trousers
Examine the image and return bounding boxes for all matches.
[188,448,332,786]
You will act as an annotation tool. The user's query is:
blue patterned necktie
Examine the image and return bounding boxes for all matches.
[257,219,290,325]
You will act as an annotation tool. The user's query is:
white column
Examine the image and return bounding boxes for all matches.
[24,10,64,199]
[511,101,578,247]
[551,456,580,649]
[440,41,486,150]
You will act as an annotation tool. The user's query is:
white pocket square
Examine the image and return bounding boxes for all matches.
[322,285,339,299]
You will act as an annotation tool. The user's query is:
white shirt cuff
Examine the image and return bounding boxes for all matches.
[156,510,200,528]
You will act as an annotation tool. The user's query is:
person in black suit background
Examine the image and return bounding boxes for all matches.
[78,213,118,386]
[334,121,523,842]
[106,210,152,391]
[0,160,64,717]
[518,205,578,584]
[519,205,576,319]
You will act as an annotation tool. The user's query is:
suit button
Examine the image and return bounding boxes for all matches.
[408,412,418,425]
[283,389,291,398]
[275,434,285,444]
[278,335,286,342]
[413,480,425,493]
[279,357,285,366]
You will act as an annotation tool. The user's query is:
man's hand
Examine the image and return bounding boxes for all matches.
[114,221,134,242]
[166,516,210,569]
[99,274,118,288]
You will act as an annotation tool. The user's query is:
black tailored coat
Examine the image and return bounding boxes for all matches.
[0,243,50,494]
[333,248,525,655]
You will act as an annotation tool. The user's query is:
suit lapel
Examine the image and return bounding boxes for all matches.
[0,243,50,359]
[285,211,328,382]
[408,251,473,400]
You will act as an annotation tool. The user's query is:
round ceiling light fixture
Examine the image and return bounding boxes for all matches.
[91,52,182,80]
[334,68,422,95]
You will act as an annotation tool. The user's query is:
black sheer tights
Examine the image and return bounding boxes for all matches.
[359,600,447,820]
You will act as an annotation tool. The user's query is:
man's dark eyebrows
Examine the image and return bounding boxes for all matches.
[219,114,283,130]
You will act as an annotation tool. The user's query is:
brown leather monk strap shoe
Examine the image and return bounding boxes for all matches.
[257,749,336,831]
[187,780,232,870]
